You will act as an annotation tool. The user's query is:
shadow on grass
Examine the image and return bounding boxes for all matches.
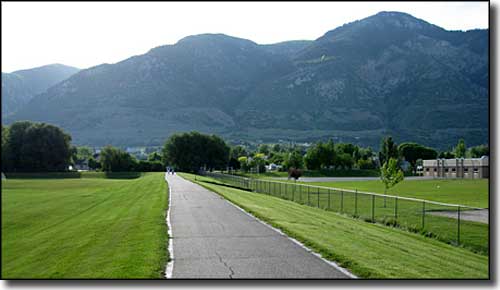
[4,172,144,179]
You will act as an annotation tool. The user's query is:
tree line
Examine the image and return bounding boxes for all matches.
[1,121,489,173]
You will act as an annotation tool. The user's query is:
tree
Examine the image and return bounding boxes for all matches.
[162,132,229,172]
[304,140,336,170]
[336,153,354,170]
[454,139,466,158]
[4,121,73,172]
[379,136,399,166]
[100,146,137,172]
[238,156,250,172]
[398,142,437,174]
[2,125,11,172]
[320,140,336,168]
[148,151,162,162]
[380,158,404,196]
[88,157,101,170]
[272,144,282,153]
[468,144,488,158]
[252,153,266,173]
[304,145,321,170]
[268,151,285,165]
[283,150,304,170]
[258,144,270,155]
[229,145,247,170]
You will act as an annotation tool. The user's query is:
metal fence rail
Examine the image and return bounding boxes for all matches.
[200,171,488,253]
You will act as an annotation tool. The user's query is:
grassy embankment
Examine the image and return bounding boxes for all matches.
[2,172,168,278]
[180,173,488,279]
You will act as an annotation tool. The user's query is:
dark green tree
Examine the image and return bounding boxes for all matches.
[258,144,270,155]
[283,150,304,170]
[148,151,162,162]
[100,146,138,172]
[5,121,73,172]
[162,132,230,172]
[454,139,467,158]
[468,145,489,158]
[88,157,101,170]
[379,136,399,166]
[304,144,321,170]
[2,125,11,172]
[398,142,437,173]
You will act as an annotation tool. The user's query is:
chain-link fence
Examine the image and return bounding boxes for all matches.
[201,171,488,254]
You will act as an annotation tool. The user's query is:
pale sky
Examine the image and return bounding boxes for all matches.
[1,1,489,73]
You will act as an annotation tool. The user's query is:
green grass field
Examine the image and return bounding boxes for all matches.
[238,169,380,179]
[180,173,488,279]
[1,172,168,278]
[309,179,488,208]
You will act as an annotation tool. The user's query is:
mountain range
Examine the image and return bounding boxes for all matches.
[2,64,80,119]
[3,11,488,150]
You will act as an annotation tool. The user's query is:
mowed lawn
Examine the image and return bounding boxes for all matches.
[181,173,488,279]
[309,179,489,208]
[1,172,168,279]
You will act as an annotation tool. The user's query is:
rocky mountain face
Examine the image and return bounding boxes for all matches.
[2,64,80,118]
[4,12,488,150]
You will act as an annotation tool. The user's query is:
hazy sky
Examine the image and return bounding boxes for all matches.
[1,1,489,73]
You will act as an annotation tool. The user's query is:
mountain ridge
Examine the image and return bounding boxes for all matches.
[4,11,488,150]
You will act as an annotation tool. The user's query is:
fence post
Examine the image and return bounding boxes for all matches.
[317,187,320,208]
[328,189,331,209]
[394,197,398,220]
[422,201,426,228]
[372,194,375,222]
[341,190,344,213]
[279,182,282,198]
[354,189,358,216]
[308,186,310,206]
[292,183,294,201]
[457,206,461,245]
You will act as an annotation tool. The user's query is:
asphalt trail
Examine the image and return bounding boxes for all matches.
[165,174,352,279]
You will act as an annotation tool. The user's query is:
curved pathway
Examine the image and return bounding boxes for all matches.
[165,173,353,279]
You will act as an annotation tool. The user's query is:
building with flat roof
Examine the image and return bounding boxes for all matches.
[422,156,488,179]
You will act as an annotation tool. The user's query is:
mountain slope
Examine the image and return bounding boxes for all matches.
[2,64,80,118]
[5,12,488,150]
[234,11,488,148]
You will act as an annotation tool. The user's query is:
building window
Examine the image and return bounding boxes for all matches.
[452,168,456,172]
[433,168,437,172]
[474,168,478,172]
[426,168,430,172]
[445,168,449,172]
[464,168,469,172]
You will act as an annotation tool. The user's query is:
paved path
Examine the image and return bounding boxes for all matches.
[428,209,489,224]
[274,176,434,182]
[165,174,352,279]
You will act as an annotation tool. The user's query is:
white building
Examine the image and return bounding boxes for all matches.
[422,156,488,179]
